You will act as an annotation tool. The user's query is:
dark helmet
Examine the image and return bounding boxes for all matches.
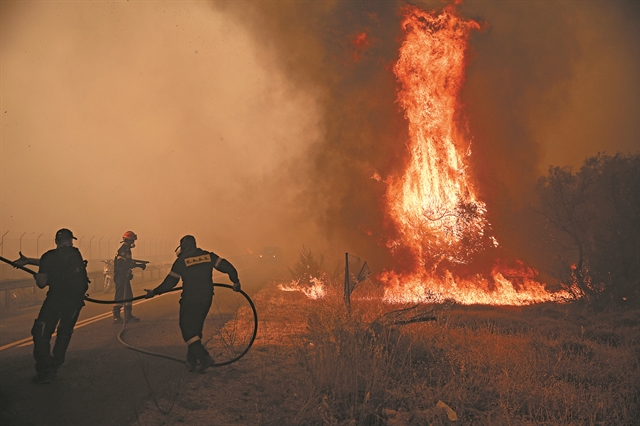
[180,235,196,248]
[55,228,77,243]
[175,235,196,256]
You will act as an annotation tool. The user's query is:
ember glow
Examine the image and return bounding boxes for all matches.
[278,277,327,300]
[382,5,580,305]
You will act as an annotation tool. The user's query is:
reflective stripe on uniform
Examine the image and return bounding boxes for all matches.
[169,271,181,279]
[184,254,211,267]
[185,336,200,345]
[214,257,222,268]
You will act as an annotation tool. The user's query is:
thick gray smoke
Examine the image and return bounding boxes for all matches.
[460,0,639,262]
[216,0,639,273]
[214,1,410,271]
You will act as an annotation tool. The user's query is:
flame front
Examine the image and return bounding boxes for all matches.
[387,5,487,268]
[382,5,579,305]
[381,269,579,306]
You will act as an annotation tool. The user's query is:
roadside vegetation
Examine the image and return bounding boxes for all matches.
[289,281,640,425]
[138,153,638,425]
[135,278,638,426]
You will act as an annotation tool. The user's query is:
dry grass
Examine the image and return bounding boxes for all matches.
[134,282,639,426]
[293,285,640,425]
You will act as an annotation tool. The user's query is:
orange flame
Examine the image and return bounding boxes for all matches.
[381,267,580,306]
[381,4,579,305]
[278,276,327,300]
[387,4,486,268]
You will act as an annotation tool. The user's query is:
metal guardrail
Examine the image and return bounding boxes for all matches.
[0,264,171,310]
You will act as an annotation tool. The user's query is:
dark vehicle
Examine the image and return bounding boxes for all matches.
[259,246,282,263]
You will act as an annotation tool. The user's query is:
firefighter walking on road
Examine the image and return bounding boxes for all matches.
[13,228,90,384]
[145,235,241,373]
[112,231,146,324]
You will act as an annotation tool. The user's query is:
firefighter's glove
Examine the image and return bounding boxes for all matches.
[13,252,28,267]
[233,281,241,292]
[144,289,156,299]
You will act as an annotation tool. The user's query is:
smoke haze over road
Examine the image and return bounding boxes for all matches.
[1,1,321,261]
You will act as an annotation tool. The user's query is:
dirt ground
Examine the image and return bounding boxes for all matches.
[133,283,314,426]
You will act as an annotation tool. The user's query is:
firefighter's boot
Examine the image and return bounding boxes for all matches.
[198,354,215,373]
[186,344,198,372]
[193,341,214,373]
[124,306,140,323]
[112,307,122,324]
[31,322,56,384]
[52,334,72,368]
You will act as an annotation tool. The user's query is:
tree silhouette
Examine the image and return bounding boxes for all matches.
[534,153,639,304]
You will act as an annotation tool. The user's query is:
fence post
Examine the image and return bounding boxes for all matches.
[36,233,43,257]
[1,231,9,256]
[88,236,95,261]
[19,232,26,253]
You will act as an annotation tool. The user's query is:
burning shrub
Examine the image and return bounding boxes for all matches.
[280,246,334,300]
[288,246,326,288]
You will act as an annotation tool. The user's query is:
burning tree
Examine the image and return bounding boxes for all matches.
[380,4,580,306]
[386,4,488,272]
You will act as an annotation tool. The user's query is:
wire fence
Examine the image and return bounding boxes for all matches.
[0,231,175,281]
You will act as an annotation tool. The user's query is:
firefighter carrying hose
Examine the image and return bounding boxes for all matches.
[145,235,241,373]
[13,228,89,383]
[112,231,147,324]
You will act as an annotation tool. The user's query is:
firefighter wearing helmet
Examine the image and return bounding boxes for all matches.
[145,235,241,373]
[112,231,146,323]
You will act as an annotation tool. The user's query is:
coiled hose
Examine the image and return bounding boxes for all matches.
[85,284,258,367]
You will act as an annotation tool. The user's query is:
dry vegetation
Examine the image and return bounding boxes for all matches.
[135,279,639,426]
[290,283,639,425]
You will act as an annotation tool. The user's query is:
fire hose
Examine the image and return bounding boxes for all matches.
[104,284,258,367]
[0,256,258,367]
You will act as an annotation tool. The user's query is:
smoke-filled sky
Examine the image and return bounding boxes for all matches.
[1,0,322,259]
[2,0,638,270]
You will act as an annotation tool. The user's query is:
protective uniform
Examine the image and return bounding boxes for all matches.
[113,231,141,323]
[31,229,89,383]
[148,235,240,373]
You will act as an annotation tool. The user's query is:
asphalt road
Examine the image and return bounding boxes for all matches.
[0,278,188,426]
[0,258,287,426]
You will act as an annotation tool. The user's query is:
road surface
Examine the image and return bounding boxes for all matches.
[0,257,286,426]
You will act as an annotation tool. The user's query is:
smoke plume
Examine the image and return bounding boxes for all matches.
[215,0,639,272]
[2,0,637,275]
